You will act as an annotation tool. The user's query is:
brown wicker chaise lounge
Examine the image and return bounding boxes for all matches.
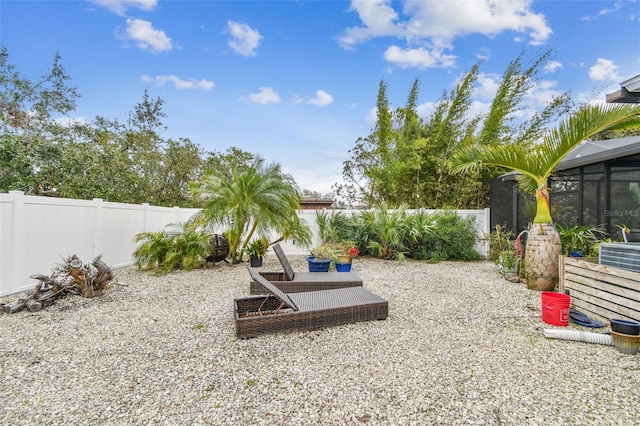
[249,243,363,294]
[235,268,388,338]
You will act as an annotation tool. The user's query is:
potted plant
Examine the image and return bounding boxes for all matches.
[246,237,268,267]
[308,244,336,272]
[335,242,359,272]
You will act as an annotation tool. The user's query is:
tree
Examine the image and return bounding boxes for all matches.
[77,91,203,206]
[0,47,81,195]
[202,147,255,182]
[451,103,640,290]
[0,47,205,206]
[339,49,573,209]
[190,155,311,264]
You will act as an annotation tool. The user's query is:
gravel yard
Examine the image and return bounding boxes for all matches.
[1,256,638,425]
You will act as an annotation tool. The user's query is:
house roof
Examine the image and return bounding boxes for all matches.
[496,136,640,181]
[605,74,640,103]
[556,135,640,171]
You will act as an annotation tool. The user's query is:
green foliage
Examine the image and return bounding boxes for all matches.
[132,221,211,274]
[484,225,515,261]
[315,206,478,262]
[497,250,517,276]
[315,210,363,246]
[338,49,573,209]
[557,224,606,257]
[190,155,311,264]
[245,237,268,258]
[310,244,339,260]
[411,211,481,261]
[360,203,416,261]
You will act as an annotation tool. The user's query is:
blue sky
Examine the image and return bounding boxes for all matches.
[2,0,639,195]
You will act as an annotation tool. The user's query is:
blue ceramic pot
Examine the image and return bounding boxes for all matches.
[307,257,331,272]
[335,262,352,272]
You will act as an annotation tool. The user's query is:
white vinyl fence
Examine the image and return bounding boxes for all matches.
[0,191,490,296]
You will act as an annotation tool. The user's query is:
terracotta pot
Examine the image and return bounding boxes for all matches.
[337,254,352,264]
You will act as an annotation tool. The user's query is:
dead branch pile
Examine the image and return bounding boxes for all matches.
[2,255,114,314]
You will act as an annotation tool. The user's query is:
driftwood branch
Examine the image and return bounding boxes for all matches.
[2,255,115,314]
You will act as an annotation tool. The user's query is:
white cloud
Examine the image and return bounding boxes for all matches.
[89,0,157,16]
[417,101,436,119]
[524,80,564,108]
[124,18,172,53]
[339,0,552,69]
[306,90,334,107]
[338,0,403,48]
[227,21,263,56]
[383,45,456,69]
[544,60,563,73]
[248,87,281,104]
[589,58,621,81]
[582,0,624,20]
[474,72,501,101]
[141,74,214,90]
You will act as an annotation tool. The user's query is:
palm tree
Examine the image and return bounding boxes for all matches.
[191,155,311,264]
[451,104,640,290]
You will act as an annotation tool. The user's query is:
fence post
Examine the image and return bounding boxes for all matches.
[8,191,26,294]
[174,206,181,224]
[482,207,491,257]
[92,198,104,259]
[143,203,150,232]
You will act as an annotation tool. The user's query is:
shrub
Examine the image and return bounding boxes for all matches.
[484,224,514,261]
[316,207,481,262]
[133,221,211,275]
[411,211,481,261]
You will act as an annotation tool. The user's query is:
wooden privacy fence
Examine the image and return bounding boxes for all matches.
[559,256,640,324]
[1,191,490,297]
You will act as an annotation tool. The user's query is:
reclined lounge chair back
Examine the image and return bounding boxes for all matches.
[247,268,297,311]
[273,243,296,281]
[249,243,363,294]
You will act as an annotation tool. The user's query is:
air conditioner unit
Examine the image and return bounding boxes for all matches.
[599,243,640,274]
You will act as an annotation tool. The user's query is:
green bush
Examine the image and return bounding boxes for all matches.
[484,224,514,261]
[133,221,211,275]
[316,207,481,262]
[411,211,481,261]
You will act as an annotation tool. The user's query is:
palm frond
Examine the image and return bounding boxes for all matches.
[451,103,640,190]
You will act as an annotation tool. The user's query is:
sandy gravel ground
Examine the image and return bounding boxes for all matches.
[1,255,638,425]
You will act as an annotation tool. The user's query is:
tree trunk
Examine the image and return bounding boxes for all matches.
[525,223,562,291]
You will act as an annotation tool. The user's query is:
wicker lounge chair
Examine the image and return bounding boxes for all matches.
[249,243,362,294]
[235,268,388,338]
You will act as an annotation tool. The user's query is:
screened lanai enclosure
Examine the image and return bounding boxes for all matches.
[490,136,640,239]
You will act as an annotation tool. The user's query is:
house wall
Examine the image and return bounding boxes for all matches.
[0,191,490,296]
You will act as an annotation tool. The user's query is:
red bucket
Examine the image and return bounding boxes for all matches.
[541,292,571,326]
